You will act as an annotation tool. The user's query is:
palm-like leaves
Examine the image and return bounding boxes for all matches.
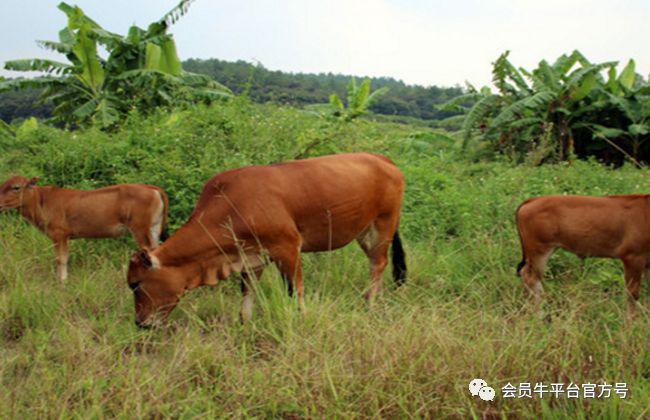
[2,0,231,129]
[328,78,388,121]
[451,50,650,164]
[3,59,71,76]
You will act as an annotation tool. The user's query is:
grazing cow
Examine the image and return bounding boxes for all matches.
[127,152,406,327]
[0,175,168,280]
[515,194,650,315]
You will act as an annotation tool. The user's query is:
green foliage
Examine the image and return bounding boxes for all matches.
[183,58,465,120]
[0,1,231,129]
[1,100,649,418]
[2,57,467,124]
[446,50,650,165]
[327,78,389,121]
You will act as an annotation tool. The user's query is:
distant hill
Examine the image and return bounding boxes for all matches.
[183,58,464,121]
[0,88,53,124]
[0,58,464,123]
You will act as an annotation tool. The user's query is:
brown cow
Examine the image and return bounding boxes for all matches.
[0,175,168,280]
[127,152,406,327]
[515,194,650,315]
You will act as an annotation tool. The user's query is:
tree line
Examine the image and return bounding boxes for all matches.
[1,57,464,124]
[182,58,464,121]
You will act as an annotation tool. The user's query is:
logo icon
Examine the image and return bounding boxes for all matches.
[469,378,495,401]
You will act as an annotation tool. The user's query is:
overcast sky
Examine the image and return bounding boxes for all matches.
[1,0,648,88]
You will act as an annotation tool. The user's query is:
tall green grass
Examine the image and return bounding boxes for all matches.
[1,100,649,417]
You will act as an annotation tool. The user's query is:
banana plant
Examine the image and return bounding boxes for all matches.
[329,78,388,121]
[577,60,650,165]
[453,50,629,162]
[1,1,231,129]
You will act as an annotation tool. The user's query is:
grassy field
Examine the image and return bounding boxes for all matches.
[1,101,649,418]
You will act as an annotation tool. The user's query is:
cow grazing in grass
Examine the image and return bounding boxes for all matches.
[0,175,168,280]
[515,194,650,315]
[127,152,407,327]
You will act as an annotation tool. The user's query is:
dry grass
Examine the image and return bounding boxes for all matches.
[1,216,649,418]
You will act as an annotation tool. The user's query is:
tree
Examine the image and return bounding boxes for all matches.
[0,1,231,128]
[578,60,650,164]
[447,50,650,165]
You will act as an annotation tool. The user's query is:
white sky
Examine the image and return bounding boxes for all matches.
[1,0,648,87]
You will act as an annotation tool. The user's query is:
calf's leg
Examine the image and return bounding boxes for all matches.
[131,225,156,251]
[357,219,395,302]
[520,248,552,306]
[622,255,645,318]
[53,237,69,280]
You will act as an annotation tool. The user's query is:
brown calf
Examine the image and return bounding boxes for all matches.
[515,194,650,315]
[127,152,406,327]
[0,175,168,280]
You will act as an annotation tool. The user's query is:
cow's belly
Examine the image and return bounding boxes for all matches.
[70,223,128,239]
[297,214,370,253]
[553,222,627,259]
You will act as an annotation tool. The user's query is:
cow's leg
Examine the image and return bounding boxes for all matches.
[240,266,265,323]
[357,220,393,302]
[53,237,69,280]
[269,241,304,310]
[622,255,645,318]
[281,273,294,297]
[520,248,552,306]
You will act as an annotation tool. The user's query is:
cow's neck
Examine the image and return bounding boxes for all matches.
[154,222,248,290]
[18,187,48,230]
[155,219,238,268]
[152,197,260,288]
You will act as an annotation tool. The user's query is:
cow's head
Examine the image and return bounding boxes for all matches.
[127,250,186,328]
[0,176,38,211]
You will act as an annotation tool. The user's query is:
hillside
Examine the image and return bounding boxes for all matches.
[183,58,464,120]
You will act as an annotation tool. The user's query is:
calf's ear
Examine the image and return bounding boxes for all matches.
[27,177,39,188]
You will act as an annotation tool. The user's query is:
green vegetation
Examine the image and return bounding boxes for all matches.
[1,57,464,125]
[327,78,389,121]
[448,50,650,165]
[0,88,53,124]
[0,1,231,128]
[1,2,649,416]
[1,99,649,417]
[183,58,464,121]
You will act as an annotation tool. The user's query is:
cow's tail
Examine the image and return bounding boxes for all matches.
[391,229,407,286]
[515,201,527,277]
[157,188,170,242]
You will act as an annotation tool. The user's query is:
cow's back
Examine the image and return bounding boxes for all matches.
[50,184,160,238]
[197,153,404,252]
[517,194,650,258]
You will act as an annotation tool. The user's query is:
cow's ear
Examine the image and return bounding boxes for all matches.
[137,250,160,270]
[27,177,39,188]
[138,250,153,269]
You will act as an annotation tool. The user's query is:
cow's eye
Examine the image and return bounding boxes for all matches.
[11,186,20,191]
[129,282,140,291]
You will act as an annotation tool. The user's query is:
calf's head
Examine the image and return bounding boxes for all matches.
[127,250,186,328]
[0,176,38,211]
